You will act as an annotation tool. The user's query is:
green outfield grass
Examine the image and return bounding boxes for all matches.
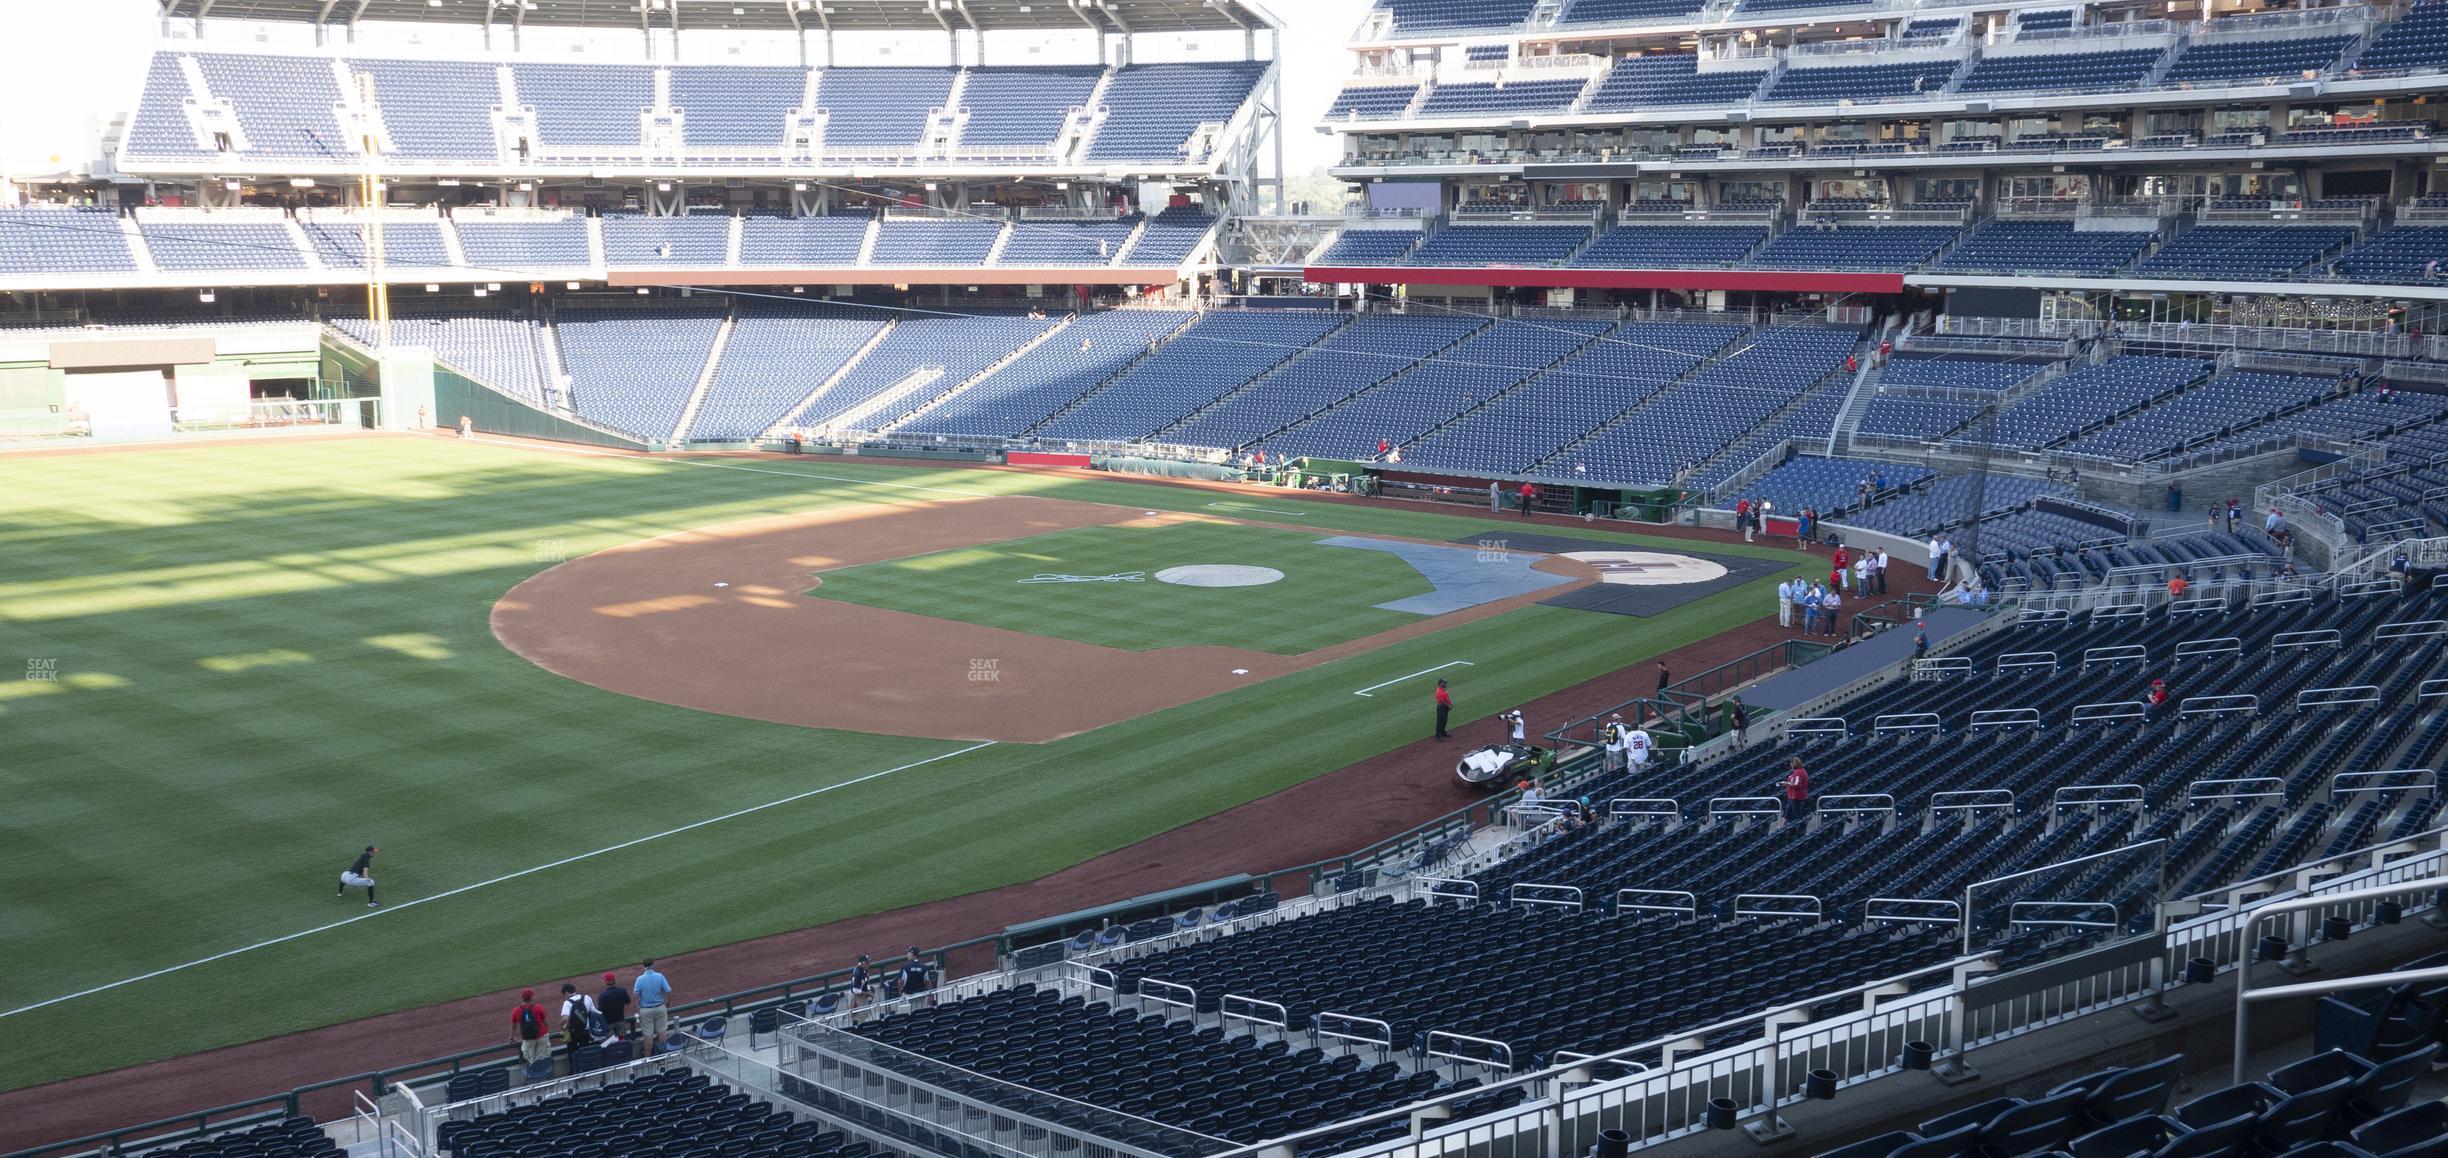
[0,437,1812,1099]
[809,522,1434,652]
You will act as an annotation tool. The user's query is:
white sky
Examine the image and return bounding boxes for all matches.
[0,0,1366,177]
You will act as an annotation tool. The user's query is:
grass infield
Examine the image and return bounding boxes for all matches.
[808,522,1435,653]
[0,438,1809,1095]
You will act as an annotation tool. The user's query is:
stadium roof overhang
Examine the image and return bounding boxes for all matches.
[161,0,1279,35]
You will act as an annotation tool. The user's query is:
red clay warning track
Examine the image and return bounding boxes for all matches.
[492,494,1595,744]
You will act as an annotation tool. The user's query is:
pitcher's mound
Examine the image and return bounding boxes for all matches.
[1155,565,1285,588]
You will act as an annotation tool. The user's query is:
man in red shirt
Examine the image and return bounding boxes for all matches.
[509,988,552,1068]
[1433,678,1452,740]
[1518,482,1536,518]
[1782,757,1810,822]
[1831,545,1850,592]
[1736,498,1753,542]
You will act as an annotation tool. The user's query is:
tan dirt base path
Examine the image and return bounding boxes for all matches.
[492,494,1595,744]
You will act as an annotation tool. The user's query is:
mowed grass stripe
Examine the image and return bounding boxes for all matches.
[0,438,1805,1093]
[811,523,1435,653]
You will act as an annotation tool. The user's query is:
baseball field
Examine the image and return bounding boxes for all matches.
[0,434,1812,1112]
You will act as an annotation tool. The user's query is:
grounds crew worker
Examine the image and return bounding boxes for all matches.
[1433,678,1452,741]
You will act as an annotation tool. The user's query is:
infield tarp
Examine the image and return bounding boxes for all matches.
[1445,532,1800,618]
[1316,536,1573,615]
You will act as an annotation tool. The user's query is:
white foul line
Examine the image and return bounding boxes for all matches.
[0,740,997,1020]
[1353,661,1476,698]
[1204,501,1305,516]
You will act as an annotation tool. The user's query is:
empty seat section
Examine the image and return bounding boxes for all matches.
[1559,0,1709,23]
[1570,225,1764,267]
[2357,1,2448,72]
[141,219,306,271]
[1325,84,1421,120]
[143,1114,338,1158]
[1034,311,1348,442]
[870,218,1002,265]
[1881,353,2047,394]
[2061,371,2337,462]
[2134,225,2357,279]
[957,67,1103,150]
[1956,48,2164,93]
[1266,320,1612,460]
[788,315,1054,428]
[195,53,355,160]
[0,208,137,273]
[601,213,732,267]
[1936,219,2149,274]
[1167,315,1487,451]
[2162,34,2352,84]
[125,54,212,159]
[453,217,591,268]
[558,305,726,438]
[332,305,543,404]
[1415,78,1586,118]
[1967,356,2212,449]
[2334,225,2448,283]
[816,67,954,155]
[1405,321,1744,474]
[669,65,806,148]
[739,215,870,266]
[1765,61,1955,102]
[349,59,502,160]
[301,220,452,269]
[903,310,1191,437]
[693,304,890,440]
[437,1070,831,1158]
[1376,0,1540,32]
[1314,229,1422,265]
[1750,225,1960,269]
[1085,62,1267,162]
[1858,395,1984,440]
[1121,208,1218,267]
[1585,55,1767,109]
[1556,326,1855,483]
[1404,225,1588,266]
[512,63,652,149]
[997,217,1139,266]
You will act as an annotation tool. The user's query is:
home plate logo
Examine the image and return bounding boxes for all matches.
[1564,551,1728,586]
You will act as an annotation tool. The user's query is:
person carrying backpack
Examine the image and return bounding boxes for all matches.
[559,983,603,1055]
[509,989,551,1067]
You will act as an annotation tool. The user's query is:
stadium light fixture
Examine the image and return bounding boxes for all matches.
[199,290,215,303]
[488,282,503,291]
[425,284,440,292]
[290,177,316,187]
[473,288,488,297]
[636,287,650,294]
[566,281,581,290]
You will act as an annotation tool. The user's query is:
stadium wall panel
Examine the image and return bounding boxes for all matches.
[1301,266,1910,293]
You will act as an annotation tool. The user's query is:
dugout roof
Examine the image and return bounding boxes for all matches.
[165,0,1279,34]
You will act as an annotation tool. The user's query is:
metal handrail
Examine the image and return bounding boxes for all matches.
[1614,888,1699,917]
[1733,894,1823,920]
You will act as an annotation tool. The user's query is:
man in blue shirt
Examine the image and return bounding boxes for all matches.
[898,948,933,1009]
[633,960,672,1054]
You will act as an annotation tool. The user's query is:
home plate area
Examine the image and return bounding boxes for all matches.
[1444,532,1793,617]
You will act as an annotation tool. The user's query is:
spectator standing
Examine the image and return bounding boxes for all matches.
[2393,550,2414,594]
[634,960,672,1054]
[1822,587,1842,637]
[2167,574,2189,601]
[1518,482,1536,518]
[1926,536,1944,580]
[1506,709,1528,747]
[1626,722,1654,770]
[1781,758,1811,821]
[2226,499,2241,534]
[1802,583,1823,635]
[1729,700,1750,749]
[2206,503,2221,532]
[597,972,632,1042]
[899,948,934,1008]
[510,989,551,1070]
[1655,660,1670,695]
[1874,549,1890,594]
[1433,678,1453,741]
[1602,714,1628,772]
[559,983,601,1057]
[1738,498,1755,541]
[1777,578,1796,628]
[848,954,875,1022]
[1854,553,1871,597]
[2145,678,2171,721]
[1912,626,1929,665]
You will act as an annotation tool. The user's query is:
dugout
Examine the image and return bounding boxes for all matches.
[0,323,361,439]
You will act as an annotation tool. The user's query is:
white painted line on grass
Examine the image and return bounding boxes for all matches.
[0,740,997,1020]
[1204,501,1304,516]
[467,436,999,500]
[1353,661,1475,698]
